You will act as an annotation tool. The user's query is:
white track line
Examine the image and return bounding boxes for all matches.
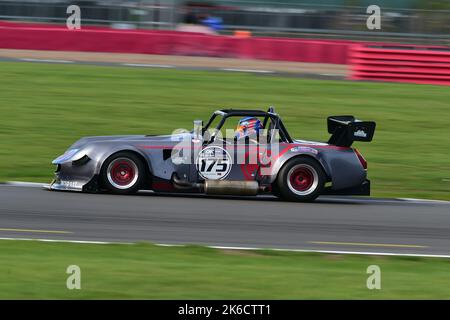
[221,68,274,74]
[3,181,450,204]
[210,245,450,259]
[398,198,450,204]
[20,58,74,64]
[319,73,342,77]
[4,181,49,188]
[122,63,175,68]
[0,237,449,258]
[0,237,128,245]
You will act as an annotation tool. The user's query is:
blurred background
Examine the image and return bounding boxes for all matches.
[0,0,449,44]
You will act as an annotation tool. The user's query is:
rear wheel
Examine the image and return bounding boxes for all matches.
[271,182,282,198]
[101,152,145,194]
[276,157,325,202]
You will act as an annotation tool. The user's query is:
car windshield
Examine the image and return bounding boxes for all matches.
[206,114,279,143]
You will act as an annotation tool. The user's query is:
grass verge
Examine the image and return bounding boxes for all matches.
[0,240,450,299]
[1,62,449,199]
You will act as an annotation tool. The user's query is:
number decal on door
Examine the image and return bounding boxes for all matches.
[196,146,232,180]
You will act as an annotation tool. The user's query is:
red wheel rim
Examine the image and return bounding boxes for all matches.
[289,167,314,192]
[107,158,138,189]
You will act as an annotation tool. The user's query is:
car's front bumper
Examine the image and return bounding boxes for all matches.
[50,179,83,191]
[50,157,99,192]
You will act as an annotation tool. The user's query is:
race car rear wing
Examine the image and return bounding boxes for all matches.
[327,116,376,147]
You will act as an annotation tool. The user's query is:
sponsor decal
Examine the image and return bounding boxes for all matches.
[196,146,232,180]
[354,130,368,138]
[290,146,318,154]
[61,180,80,188]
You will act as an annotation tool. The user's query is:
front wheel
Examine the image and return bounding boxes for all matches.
[101,152,145,194]
[276,157,326,202]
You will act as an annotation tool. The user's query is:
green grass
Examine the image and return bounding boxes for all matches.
[1,62,449,199]
[1,240,450,299]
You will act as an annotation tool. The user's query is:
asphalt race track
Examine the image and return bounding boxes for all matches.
[1,184,450,256]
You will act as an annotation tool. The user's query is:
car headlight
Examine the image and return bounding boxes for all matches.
[52,149,80,164]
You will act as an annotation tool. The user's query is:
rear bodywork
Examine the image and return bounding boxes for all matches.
[51,109,375,196]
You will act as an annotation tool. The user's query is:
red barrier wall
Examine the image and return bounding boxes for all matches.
[0,21,350,64]
[349,44,450,86]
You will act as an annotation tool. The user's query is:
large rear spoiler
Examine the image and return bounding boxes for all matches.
[327,116,376,147]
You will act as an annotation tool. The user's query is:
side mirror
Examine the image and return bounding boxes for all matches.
[193,120,203,142]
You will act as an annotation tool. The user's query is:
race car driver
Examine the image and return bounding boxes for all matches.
[235,117,263,140]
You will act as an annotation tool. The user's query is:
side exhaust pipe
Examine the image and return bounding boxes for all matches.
[172,174,264,196]
[204,180,259,196]
[172,174,203,190]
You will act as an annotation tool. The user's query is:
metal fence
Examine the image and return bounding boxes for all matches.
[0,1,449,43]
[0,1,176,28]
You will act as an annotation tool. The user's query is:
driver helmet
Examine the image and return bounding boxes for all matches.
[235,117,262,139]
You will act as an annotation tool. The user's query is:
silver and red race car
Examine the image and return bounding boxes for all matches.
[50,107,376,202]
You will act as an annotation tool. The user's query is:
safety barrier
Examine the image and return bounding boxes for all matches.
[349,44,450,86]
[0,21,350,64]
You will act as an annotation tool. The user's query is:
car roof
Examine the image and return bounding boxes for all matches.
[216,109,278,117]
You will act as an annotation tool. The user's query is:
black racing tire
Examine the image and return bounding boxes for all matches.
[276,156,326,202]
[100,152,145,194]
[271,182,282,198]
